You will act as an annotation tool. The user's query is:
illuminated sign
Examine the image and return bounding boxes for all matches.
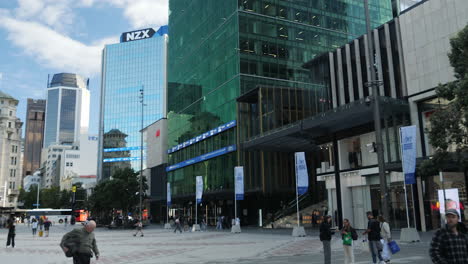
[167,120,236,154]
[121,28,155,42]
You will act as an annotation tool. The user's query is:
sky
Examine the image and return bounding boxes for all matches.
[0,0,168,136]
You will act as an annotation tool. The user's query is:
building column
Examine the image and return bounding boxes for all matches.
[333,134,343,228]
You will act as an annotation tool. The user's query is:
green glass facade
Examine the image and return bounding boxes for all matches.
[167,0,393,204]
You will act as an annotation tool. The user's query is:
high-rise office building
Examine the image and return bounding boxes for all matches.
[0,91,23,208]
[166,0,393,223]
[43,73,90,148]
[23,98,46,177]
[98,26,168,181]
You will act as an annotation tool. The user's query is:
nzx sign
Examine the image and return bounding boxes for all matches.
[121,28,155,43]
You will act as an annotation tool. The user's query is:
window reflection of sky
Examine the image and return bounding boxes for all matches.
[102,34,166,172]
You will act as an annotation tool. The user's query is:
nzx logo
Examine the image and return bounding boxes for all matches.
[121,28,155,42]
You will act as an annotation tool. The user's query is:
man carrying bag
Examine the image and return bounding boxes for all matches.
[60,220,100,264]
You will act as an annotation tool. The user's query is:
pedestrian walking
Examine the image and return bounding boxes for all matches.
[65,217,68,228]
[362,212,384,264]
[341,218,357,264]
[60,220,100,264]
[216,216,223,230]
[39,216,44,231]
[173,217,183,233]
[133,219,144,237]
[430,209,468,263]
[6,214,15,248]
[31,218,38,237]
[378,215,391,263]
[44,218,52,237]
[320,215,336,264]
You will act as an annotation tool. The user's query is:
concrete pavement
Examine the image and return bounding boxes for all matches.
[0,224,432,263]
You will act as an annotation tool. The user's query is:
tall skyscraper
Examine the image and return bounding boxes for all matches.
[43,73,90,148]
[23,98,46,177]
[166,0,394,220]
[98,26,168,181]
[0,91,23,208]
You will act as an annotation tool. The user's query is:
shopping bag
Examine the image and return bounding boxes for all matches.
[39,230,43,237]
[388,240,400,254]
[343,233,352,246]
[381,240,391,261]
[361,239,370,253]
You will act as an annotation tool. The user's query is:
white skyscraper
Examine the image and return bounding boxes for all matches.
[43,73,90,148]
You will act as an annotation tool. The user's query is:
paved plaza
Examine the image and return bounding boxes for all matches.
[0,224,432,264]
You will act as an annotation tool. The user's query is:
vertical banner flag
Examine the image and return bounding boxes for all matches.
[438,188,461,220]
[167,182,171,206]
[400,125,417,185]
[196,176,203,204]
[235,166,244,200]
[294,152,309,195]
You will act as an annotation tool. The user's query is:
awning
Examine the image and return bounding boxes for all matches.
[240,96,409,152]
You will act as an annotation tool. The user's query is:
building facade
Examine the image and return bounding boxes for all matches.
[400,0,468,230]
[166,0,394,225]
[98,26,168,181]
[23,99,46,177]
[41,144,73,188]
[0,91,23,208]
[43,73,90,148]
[247,0,468,230]
[60,134,98,191]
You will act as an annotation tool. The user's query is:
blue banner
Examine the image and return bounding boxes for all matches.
[166,145,236,172]
[167,120,236,154]
[103,156,143,163]
[295,152,309,195]
[167,182,171,206]
[400,125,417,185]
[104,146,144,152]
[196,176,203,204]
[234,166,244,200]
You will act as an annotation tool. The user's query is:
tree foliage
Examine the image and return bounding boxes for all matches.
[18,184,86,209]
[87,168,148,223]
[420,24,468,175]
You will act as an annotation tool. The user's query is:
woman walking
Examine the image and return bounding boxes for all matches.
[378,215,392,263]
[31,218,38,237]
[341,218,357,264]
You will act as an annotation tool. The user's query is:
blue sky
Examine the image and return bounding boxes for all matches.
[0,0,168,135]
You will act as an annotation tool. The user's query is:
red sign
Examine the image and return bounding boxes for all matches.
[155,129,160,137]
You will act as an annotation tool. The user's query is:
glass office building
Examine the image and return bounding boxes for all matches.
[98,26,168,181]
[43,73,90,148]
[167,0,393,223]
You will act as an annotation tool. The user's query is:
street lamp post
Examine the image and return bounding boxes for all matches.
[36,183,40,209]
[364,0,390,221]
[139,86,144,222]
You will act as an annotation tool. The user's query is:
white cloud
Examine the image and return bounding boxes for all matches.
[15,0,75,33]
[103,0,168,28]
[0,14,112,77]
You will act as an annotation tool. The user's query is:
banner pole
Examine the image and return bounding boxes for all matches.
[295,154,300,228]
[403,182,410,228]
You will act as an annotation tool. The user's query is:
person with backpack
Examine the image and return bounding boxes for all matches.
[341,218,358,264]
[44,218,52,237]
[320,215,336,264]
[363,212,384,264]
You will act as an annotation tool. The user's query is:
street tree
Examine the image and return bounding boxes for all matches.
[88,167,148,224]
[420,24,468,179]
